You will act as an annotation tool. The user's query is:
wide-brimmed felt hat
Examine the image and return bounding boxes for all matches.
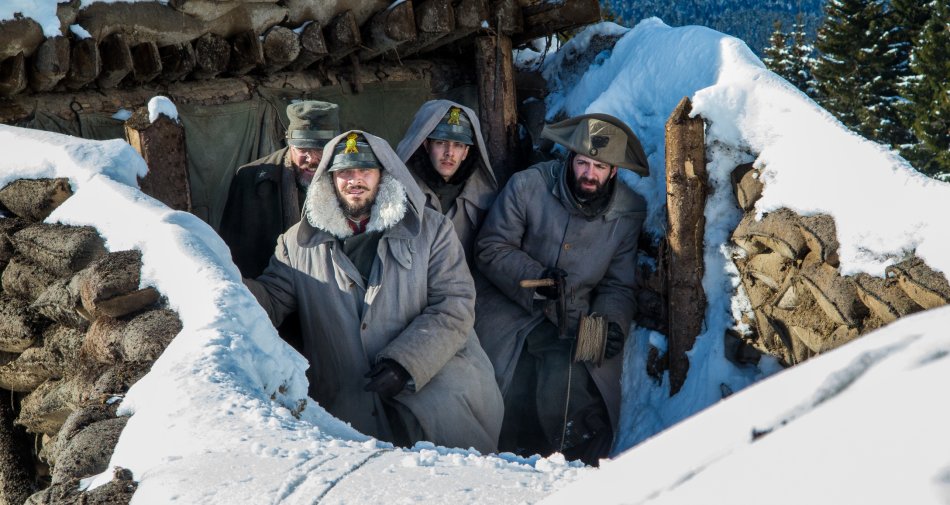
[541,113,649,176]
[286,101,340,149]
[328,132,381,171]
[427,106,475,145]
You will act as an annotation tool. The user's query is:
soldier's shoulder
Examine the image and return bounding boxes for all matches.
[509,160,559,188]
[611,180,648,215]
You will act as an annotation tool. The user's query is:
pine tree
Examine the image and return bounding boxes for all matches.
[904,0,950,177]
[787,13,817,96]
[811,0,908,147]
[763,19,791,77]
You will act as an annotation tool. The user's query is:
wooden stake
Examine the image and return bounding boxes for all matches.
[124,107,192,213]
[475,34,519,186]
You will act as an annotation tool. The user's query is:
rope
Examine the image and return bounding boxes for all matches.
[575,313,608,366]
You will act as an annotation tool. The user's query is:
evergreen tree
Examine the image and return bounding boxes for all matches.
[788,13,817,96]
[763,19,791,77]
[904,0,950,177]
[811,0,908,147]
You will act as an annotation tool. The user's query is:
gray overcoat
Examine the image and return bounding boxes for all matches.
[395,100,498,260]
[246,130,503,453]
[474,159,646,431]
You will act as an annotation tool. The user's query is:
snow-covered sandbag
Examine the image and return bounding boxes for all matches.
[885,256,950,310]
[120,308,181,363]
[853,273,923,324]
[12,223,106,277]
[51,416,127,484]
[798,214,840,267]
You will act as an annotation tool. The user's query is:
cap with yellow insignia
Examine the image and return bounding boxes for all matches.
[428,106,475,145]
[328,132,381,171]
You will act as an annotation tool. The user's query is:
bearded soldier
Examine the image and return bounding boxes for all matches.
[246,131,503,452]
[395,100,497,262]
[474,113,649,465]
[220,101,340,278]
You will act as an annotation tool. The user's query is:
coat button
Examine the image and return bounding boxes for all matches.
[564,243,572,250]
[361,323,367,330]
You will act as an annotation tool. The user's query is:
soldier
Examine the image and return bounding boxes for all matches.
[245,131,504,453]
[395,100,497,262]
[220,101,340,278]
[474,113,650,465]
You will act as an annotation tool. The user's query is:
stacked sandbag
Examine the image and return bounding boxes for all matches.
[0,178,182,504]
[728,164,939,367]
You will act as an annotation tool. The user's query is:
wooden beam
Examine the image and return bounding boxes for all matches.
[0,18,45,61]
[664,96,707,396]
[192,33,230,80]
[517,0,600,42]
[124,107,192,213]
[131,42,162,83]
[492,0,523,35]
[64,38,101,90]
[261,26,301,73]
[287,22,328,71]
[325,10,362,62]
[394,0,454,59]
[359,1,417,61]
[0,54,28,97]
[228,30,264,76]
[29,37,70,93]
[475,34,519,186]
[96,33,133,89]
[414,0,489,53]
[158,42,196,82]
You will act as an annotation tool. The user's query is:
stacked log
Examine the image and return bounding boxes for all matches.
[0,178,182,504]
[727,164,942,366]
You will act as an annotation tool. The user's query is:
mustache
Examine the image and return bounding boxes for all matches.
[344,184,370,191]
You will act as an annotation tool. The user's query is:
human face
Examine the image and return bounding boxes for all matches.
[290,145,324,185]
[571,154,617,199]
[332,167,381,220]
[424,139,471,181]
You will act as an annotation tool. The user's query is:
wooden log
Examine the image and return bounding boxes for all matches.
[475,34,519,186]
[206,3,288,39]
[124,108,193,213]
[664,96,707,396]
[29,36,71,93]
[517,0,601,42]
[261,26,301,73]
[0,18,45,61]
[493,0,524,35]
[402,0,488,56]
[0,53,27,97]
[96,33,133,89]
[76,2,206,47]
[395,0,454,59]
[158,42,196,82]
[358,1,417,61]
[228,30,264,76]
[63,38,100,90]
[325,10,362,62]
[287,22,329,71]
[283,0,388,28]
[192,33,230,80]
[130,41,162,83]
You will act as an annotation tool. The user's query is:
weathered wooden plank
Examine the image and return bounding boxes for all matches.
[130,41,162,83]
[63,38,100,90]
[664,96,707,396]
[228,30,264,76]
[358,1,417,61]
[192,33,230,80]
[475,34,518,186]
[261,26,301,73]
[96,33,133,89]
[517,0,600,42]
[0,54,28,97]
[325,10,362,62]
[29,37,71,93]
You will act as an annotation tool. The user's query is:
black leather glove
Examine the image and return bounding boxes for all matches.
[363,359,411,398]
[535,267,567,300]
[604,323,626,360]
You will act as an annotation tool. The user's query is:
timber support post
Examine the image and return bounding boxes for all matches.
[475,21,519,185]
[124,107,192,213]
[664,96,708,395]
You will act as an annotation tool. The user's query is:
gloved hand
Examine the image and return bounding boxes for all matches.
[363,359,411,398]
[535,267,567,300]
[604,322,626,359]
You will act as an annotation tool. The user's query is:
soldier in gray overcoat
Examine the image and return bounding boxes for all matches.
[395,100,497,262]
[246,130,504,453]
[474,113,649,465]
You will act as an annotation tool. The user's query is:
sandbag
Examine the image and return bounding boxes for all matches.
[799,262,866,327]
[0,295,39,353]
[730,162,763,212]
[885,256,950,310]
[1,257,58,302]
[0,217,28,262]
[0,347,57,392]
[51,416,127,484]
[121,308,182,363]
[853,273,923,324]
[31,275,89,330]
[0,178,73,222]
[79,250,159,319]
[798,214,840,267]
[11,223,107,277]
[80,317,126,365]
[17,379,76,436]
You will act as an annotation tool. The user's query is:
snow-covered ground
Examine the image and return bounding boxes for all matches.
[2,13,949,505]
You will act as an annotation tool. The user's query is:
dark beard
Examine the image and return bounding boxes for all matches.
[570,171,611,200]
[335,190,376,220]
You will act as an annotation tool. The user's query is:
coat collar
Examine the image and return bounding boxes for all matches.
[542,159,644,222]
[300,171,409,241]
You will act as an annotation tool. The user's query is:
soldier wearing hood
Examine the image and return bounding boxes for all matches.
[245,131,504,453]
[395,100,497,262]
[220,101,340,279]
[474,114,649,466]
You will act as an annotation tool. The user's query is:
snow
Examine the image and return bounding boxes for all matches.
[1,14,949,505]
[147,96,179,124]
[69,24,92,40]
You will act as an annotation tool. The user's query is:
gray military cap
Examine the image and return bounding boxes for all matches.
[428,106,475,145]
[541,113,650,176]
[328,132,381,171]
[286,101,340,149]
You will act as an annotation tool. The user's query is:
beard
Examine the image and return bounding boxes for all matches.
[571,174,612,200]
[335,186,377,220]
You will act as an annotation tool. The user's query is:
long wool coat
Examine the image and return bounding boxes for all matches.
[246,131,503,453]
[395,100,498,261]
[474,159,646,431]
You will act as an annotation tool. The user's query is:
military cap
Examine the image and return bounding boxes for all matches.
[286,101,340,149]
[541,113,650,176]
[329,132,381,171]
[428,106,475,145]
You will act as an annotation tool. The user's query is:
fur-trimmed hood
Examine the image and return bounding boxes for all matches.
[302,130,426,240]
